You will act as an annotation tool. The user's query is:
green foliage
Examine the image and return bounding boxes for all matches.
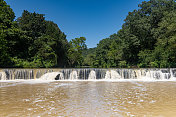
[68,37,87,67]
[82,48,96,67]
[93,36,114,68]
[118,61,127,68]
[1,0,176,68]
[0,0,16,67]
[0,0,71,68]
[138,50,153,67]
[90,0,176,68]
[150,61,159,68]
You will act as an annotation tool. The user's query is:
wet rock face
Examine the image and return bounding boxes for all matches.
[55,74,60,80]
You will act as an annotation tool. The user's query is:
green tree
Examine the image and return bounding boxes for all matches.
[17,10,46,58]
[68,37,87,67]
[15,11,69,68]
[153,11,176,67]
[0,0,18,67]
[45,21,69,67]
[93,0,176,68]
[82,48,96,67]
[94,38,110,68]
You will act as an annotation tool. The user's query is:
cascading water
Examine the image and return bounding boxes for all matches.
[105,71,111,79]
[111,70,121,79]
[88,70,96,80]
[40,72,64,80]
[0,72,6,80]
[105,70,121,79]
[69,71,78,80]
[0,68,176,81]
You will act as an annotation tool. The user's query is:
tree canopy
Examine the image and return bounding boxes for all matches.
[0,1,71,68]
[0,0,176,68]
[84,0,176,68]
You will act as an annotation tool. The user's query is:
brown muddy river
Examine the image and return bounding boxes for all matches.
[0,80,176,117]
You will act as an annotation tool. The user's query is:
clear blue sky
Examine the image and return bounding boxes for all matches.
[5,0,147,48]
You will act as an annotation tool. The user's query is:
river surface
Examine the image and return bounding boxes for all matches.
[0,80,176,117]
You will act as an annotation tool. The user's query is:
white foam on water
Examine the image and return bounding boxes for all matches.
[0,83,20,88]
[111,70,121,79]
[88,70,96,80]
[149,100,156,104]
[69,71,78,80]
[0,78,176,83]
[40,72,64,80]
[54,83,72,87]
[0,72,6,80]
[50,78,176,82]
[0,79,56,85]
[105,71,111,79]
[22,79,57,84]
[105,70,121,79]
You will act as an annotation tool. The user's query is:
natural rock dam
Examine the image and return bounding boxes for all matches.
[0,68,176,80]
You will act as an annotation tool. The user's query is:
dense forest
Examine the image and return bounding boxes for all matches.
[0,0,87,68]
[0,0,176,68]
[85,0,176,68]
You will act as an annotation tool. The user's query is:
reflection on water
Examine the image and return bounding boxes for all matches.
[0,81,176,117]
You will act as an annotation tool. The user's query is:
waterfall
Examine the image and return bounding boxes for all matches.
[105,70,121,79]
[111,70,121,79]
[0,68,176,81]
[69,71,78,80]
[144,69,172,80]
[40,72,64,80]
[88,70,96,80]
[105,71,111,79]
[0,72,6,80]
